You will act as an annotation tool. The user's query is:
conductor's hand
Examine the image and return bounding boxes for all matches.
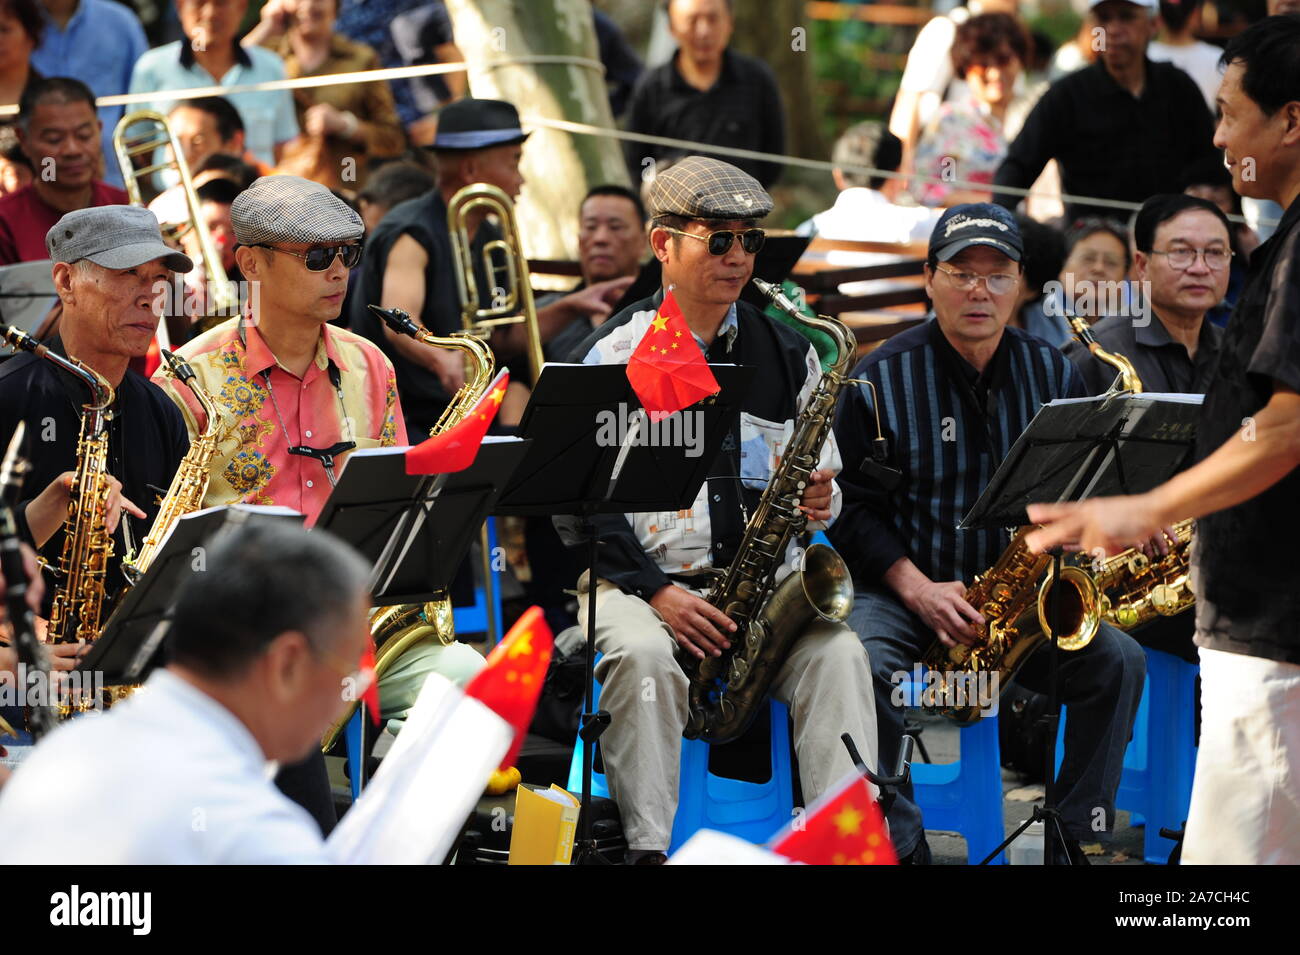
[650,584,737,660]
[904,579,984,648]
[799,469,834,522]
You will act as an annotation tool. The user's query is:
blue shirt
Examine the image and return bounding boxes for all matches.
[128,40,299,167]
[30,0,148,188]
[335,0,432,125]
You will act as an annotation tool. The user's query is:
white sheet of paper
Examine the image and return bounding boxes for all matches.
[325,673,512,865]
[667,830,792,866]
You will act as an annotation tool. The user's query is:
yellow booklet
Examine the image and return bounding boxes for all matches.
[508,784,581,865]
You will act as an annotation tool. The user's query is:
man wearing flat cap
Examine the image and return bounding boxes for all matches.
[351,97,636,437]
[556,156,879,864]
[0,206,193,626]
[830,203,1146,864]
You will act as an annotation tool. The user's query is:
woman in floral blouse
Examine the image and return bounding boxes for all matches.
[913,13,1032,208]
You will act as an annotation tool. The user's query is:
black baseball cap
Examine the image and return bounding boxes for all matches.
[928,203,1024,263]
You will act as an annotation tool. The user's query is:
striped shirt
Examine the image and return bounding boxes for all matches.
[830,319,1084,588]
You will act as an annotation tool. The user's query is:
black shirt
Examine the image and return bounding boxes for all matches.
[994,59,1217,222]
[1062,312,1223,396]
[623,48,786,188]
[1192,196,1300,665]
[349,189,497,437]
[0,339,190,612]
[830,320,1085,588]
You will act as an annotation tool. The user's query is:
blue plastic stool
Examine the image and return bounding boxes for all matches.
[565,670,795,852]
[901,680,1007,864]
[1055,647,1198,864]
[451,516,504,647]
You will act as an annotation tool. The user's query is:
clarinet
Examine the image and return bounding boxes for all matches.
[0,423,57,740]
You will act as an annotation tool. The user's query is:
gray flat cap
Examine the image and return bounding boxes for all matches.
[646,156,773,220]
[46,205,192,273]
[231,175,364,246]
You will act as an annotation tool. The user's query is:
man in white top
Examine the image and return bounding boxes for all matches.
[0,522,370,864]
[1147,0,1222,111]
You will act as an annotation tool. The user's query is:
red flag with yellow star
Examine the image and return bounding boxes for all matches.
[405,369,509,474]
[770,770,897,865]
[359,637,381,727]
[626,289,720,422]
[463,605,554,768]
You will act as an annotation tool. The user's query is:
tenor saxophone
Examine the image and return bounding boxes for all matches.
[682,279,856,744]
[321,305,495,750]
[121,349,232,584]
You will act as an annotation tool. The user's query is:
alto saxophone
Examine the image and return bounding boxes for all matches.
[321,305,495,750]
[121,349,232,584]
[682,279,856,744]
[918,315,1144,724]
[1,325,115,647]
[1091,521,1195,630]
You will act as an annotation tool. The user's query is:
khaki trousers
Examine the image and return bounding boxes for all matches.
[578,576,879,851]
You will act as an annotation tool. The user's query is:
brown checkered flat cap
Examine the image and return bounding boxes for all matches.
[231,175,364,246]
[646,156,773,220]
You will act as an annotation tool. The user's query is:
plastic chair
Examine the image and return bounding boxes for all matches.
[900,679,1007,864]
[451,517,504,647]
[1055,647,1199,863]
[565,670,795,853]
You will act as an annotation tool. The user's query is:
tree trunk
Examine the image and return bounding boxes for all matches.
[444,0,631,263]
[730,0,825,163]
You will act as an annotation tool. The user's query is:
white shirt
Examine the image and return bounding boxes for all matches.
[1148,40,1224,113]
[798,188,940,247]
[0,669,328,864]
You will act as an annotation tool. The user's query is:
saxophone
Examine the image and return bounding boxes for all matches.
[682,278,856,744]
[1091,522,1195,630]
[121,350,231,584]
[1,325,115,647]
[321,305,494,750]
[918,314,1142,724]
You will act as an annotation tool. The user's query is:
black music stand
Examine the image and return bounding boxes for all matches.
[961,392,1201,865]
[91,505,305,685]
[494,362,754,864]
[313,438,529,789]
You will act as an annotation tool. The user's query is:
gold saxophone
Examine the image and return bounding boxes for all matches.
[1091,522,1195,630]
[918,316,1145,724]
[121,349,232,585]
[682,278,856,744]
[321,305,494,750]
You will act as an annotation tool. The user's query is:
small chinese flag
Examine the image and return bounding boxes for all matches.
[359,637,381,727]
[405,369,509,475]
[626,290,720,422]
[463,605,554,768]
[770,772,897,865]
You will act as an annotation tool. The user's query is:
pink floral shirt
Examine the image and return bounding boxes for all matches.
[914,96,1009,207]
[154,317,407,525]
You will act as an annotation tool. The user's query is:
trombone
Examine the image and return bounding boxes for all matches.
[447,182,544,384]
[112,109,239,324]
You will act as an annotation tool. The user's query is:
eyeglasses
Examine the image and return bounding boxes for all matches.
[256,243,364,271]
[659,226,765,256]
[934,262,1019,296]
[1149,247,1234,271]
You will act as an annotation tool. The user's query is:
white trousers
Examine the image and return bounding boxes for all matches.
[1183,646,1300,864]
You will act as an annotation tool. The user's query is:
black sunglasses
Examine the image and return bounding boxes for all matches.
[661,226,766,256]
[257,243,364,271]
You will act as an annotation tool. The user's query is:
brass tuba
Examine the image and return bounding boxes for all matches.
[682,279,857,744]
[447,182,544,385]
[320,305,495,751]
[113,109,239,332]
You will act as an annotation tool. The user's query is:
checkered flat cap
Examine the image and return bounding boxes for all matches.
[231,175,364,246]
[646,156,772,220]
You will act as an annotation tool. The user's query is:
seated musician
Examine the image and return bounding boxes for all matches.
[152,175,466,831]
[830,204,1147,864]
[0,523,368,862]
[556,157,878,865]
[0,207,192,621]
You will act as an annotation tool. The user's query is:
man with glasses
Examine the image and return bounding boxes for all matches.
[1064,195,1228,396]
[829,203,1146,864]
[556,156,878,865]
[155,175,406,833]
